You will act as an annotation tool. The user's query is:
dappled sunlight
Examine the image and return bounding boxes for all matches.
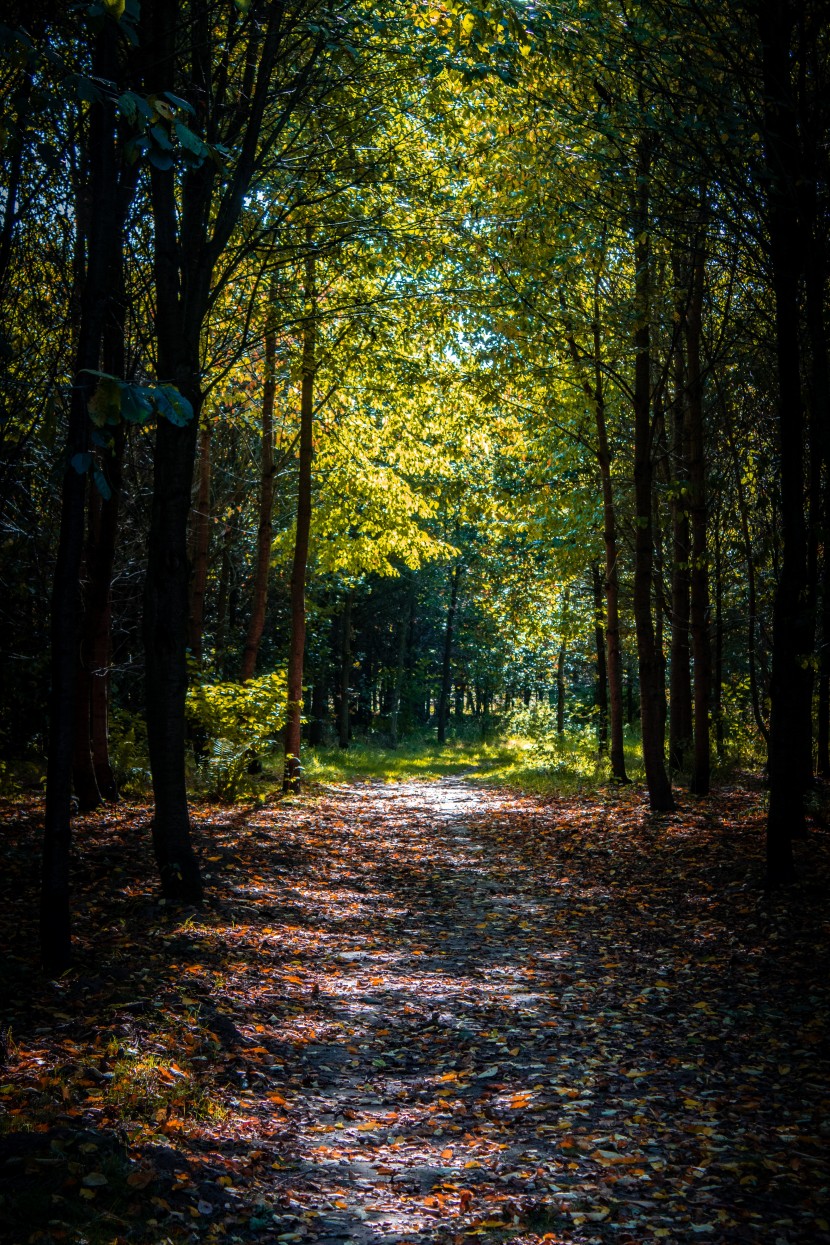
[1,779,828,1242]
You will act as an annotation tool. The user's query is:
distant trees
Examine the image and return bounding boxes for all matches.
[1,0,828,972]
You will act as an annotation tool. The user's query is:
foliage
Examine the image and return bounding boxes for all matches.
[186,671,288,802]
[109,709,151,800]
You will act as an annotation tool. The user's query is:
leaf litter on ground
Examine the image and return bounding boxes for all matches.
[0,776,829,1244]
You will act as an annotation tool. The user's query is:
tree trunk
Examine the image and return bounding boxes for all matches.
[390,578,415,749]
[713,504,725,760]
[338,591,352,750]
[241,324,278,680]
[309,680,326,746]
[42,22,119,972]
[283,242,316,793]
[760,0,809,881]
[687,236,711,795]
[74,425,125,808]
[188,423,211,664]
[591,294,628,780]
[437,564,460,744]
[668,298,692,772]
[592,564,608,752]
[76,158,134,808]
[556,641,566,735]
[631,134,674,811]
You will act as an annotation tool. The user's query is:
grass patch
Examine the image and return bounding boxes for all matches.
[279,729,649,796]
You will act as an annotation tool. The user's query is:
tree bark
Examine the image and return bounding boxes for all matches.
[631,134,674,811]
[42,21,119,972]
[437,564,460,744]
[687,236,711,795]
[668,289,693,773]
[556,641,566,735]
[241,324,278,681]
[586,285,627,779]
[338,591,352,750]
[188,423,211,665]
[390,578,415,748]
[760,0,809,881]
[591,564,608,752]
[283,242,316,793]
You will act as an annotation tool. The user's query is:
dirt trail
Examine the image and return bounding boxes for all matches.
[1,777,828,1244]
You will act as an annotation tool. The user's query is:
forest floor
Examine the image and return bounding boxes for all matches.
[1,777,829,1245]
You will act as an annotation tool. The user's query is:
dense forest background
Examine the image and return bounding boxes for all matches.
[1,0,829,971]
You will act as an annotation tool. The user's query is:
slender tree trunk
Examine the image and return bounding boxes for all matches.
[42,23,118,972]
[687,236,711,795]
[308,680,326,746]
[73,475,102,813]
[74,426,125,807]
[713,505,725,760]
[632,135,674,811]
[390,578,415,749]
[80,162,134,806]
[437,564,460,744]
[592,564,608,752]
[338,591,352,750]
[283,242,316,792]
[652,430,669,751]
[214,522,233,665]
[556,641,566,735]
[189,423,211,664]
[668,299,692,772]
[241,324,278,681]
[760,0,808,881]
[591,298,628,781]
[724,403,769,745]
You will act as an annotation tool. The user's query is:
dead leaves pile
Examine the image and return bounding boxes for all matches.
[0,777,829,1244]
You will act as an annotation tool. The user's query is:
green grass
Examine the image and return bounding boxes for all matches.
[290,729,648,797]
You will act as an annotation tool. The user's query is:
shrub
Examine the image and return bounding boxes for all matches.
[186,670,288,801]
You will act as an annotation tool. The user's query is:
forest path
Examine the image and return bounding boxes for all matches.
[1,778,829,1244]
[180,776,826,1244]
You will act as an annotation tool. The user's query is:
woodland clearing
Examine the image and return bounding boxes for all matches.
[1,775,828,1245]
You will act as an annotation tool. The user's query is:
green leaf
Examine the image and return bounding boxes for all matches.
[150,123,173,151]
[120,384,154,424]
[174,121,209,160]
[71,452,92,475]
[154,385,194,426]
[87,377,122,427]
[93,467,112,500]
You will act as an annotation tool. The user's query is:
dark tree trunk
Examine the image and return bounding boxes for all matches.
[592,564,608,752]
[632,135,674,812]
[242,324,278,681]
[74,154,134,809]
[283,243,316,793]
[308,680,326,746]
[214,521,233,666]
[74,425,125,808]
[590,290,627,780]
[437,564,460,744]
[188,423,211,665]
[556,641,566,735]
[760,0,810,881]
[668,299,692,773]
[42,22,119,973]
[390,578,415,749]
[687,237,711,795]
[652,427,669,751]
[142,0,298,896]
[724,402,769,746]
[338,591,352,750]
[713,504,725,760]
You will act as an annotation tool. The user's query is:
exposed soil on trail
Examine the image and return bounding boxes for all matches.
[1,778,829,1244]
